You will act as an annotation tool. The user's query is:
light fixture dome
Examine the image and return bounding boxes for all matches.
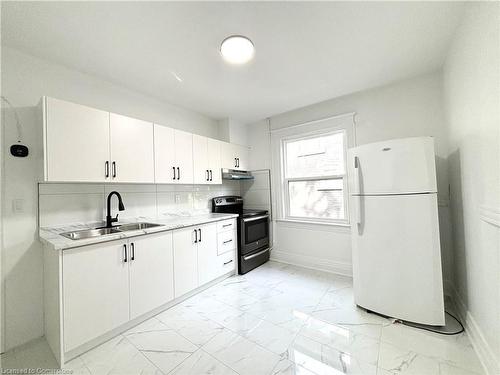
[220,35,255,64]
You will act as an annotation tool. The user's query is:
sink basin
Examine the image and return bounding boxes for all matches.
[60,222,163,240]
[60,227,122,240]
[117,222,163,231]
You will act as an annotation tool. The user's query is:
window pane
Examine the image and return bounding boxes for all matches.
[285,132,344,178]
[288,179,345,220]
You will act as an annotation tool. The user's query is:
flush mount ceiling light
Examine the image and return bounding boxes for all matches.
[220,35,255,64]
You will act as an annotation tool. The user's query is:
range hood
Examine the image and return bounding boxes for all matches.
[222,168,254,180]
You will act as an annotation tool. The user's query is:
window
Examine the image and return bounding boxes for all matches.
[281,130,348,224]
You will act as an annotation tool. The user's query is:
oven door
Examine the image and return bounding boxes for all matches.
[240,214,269,255]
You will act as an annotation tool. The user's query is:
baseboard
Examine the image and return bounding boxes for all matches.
[270,249,352,277]
[451,286,499,375]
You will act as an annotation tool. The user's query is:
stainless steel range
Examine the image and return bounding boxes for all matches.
[212,196,270,274]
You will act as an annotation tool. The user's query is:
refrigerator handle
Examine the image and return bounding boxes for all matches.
[354,196,362,226]
[354,156,361,193]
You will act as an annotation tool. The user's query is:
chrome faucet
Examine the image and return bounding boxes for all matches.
[106,191,125,228]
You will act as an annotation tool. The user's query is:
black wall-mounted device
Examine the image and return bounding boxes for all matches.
[10,144,29,157]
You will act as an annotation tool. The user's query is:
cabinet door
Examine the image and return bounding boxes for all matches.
[193,135,209,184]
[208,138,222,184]
[221,141,238,169]
[174,130,194,184]
[110,113,154,183]
[173,228,198,297]
[62,241,129,352]
[129,233,174,319]
[44,97,110,182]
[154,124,176,183]
[197,223,219,285]
[235,145,249,171]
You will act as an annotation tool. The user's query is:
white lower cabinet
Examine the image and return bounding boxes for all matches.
[197,223,219,285]
[47,219,236,365]
[173,227,199,297]
[63,240,130,352]
[129,233,174,319]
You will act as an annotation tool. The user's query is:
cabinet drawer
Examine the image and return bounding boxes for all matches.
[215,251,236,278]
[217,230,236,255]
[217,219,235,232]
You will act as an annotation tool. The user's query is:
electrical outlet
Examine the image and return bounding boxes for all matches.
[12,198,24,213]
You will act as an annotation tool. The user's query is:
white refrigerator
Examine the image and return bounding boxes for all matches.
[347,137,445,326]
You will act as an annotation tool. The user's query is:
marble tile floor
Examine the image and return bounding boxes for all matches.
[0,261,484,375]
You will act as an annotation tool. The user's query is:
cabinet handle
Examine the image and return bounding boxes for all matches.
[206,169,209,181]
[222,223,232,228]
[237,158,240,168]
[209,170,212,181]
[130,242,135,261]
[223,239,233,244]
[198,228,201,242]
[123,244,127,263]
[177,167,180,180]
[234,158,237,168]
[105,161,110,178]
[194,229,198,243]
[223,259,233,265]
[112,161,117,178]
[173,166,176,180]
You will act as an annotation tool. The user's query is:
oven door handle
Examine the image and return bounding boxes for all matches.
[243,248,269,261]
[242,214,269,223]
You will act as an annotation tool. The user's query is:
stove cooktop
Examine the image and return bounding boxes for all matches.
[242,209,268,218]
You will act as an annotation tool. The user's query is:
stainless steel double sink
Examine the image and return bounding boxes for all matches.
[60,222,163,240]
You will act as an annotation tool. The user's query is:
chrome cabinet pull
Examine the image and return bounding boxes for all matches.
[209,170,212,181]
[222,223,232,228]
[194,229,198,243]
[198,228,201,242]
[206,169,209,181]
[130,242,135,261]
[173,166,176,180]
[223,239,233,244]
[177,167,180,180]
[223,259,233,265]
[123,244,128,263]
[112,161,117,178]
[105,161,110,178]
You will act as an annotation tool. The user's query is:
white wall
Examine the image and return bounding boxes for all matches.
[218,118,248,146]
[443,3,500,373]
[0,46,219,351]
[248,71,452,279]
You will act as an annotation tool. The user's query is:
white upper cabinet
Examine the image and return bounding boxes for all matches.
[221,142,249,171]
[193,134,209,184]
[207,138,222,184]
[154,124,194,184]
[42,97,246,184]
[43,97,110,182]
[193,136,222,184]
[110,113,154,183]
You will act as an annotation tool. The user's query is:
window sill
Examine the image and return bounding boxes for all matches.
[275,218,351,231]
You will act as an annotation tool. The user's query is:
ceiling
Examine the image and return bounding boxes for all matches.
[1,2,464,123]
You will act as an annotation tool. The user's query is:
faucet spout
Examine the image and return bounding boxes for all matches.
[106,191,125,228]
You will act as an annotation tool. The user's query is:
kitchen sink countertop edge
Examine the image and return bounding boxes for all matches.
[39,213,239,251]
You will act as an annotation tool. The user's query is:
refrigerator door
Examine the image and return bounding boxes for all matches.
[351,193,445,325]
[348,137,437,195]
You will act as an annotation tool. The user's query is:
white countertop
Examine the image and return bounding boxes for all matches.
[39,213,239,250]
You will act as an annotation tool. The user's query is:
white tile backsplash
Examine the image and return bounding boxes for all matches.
[39,181,241,227]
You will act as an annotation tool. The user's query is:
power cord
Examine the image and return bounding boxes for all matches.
[397,310,465,335]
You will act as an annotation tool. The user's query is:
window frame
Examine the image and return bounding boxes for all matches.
[280,128,350,226]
